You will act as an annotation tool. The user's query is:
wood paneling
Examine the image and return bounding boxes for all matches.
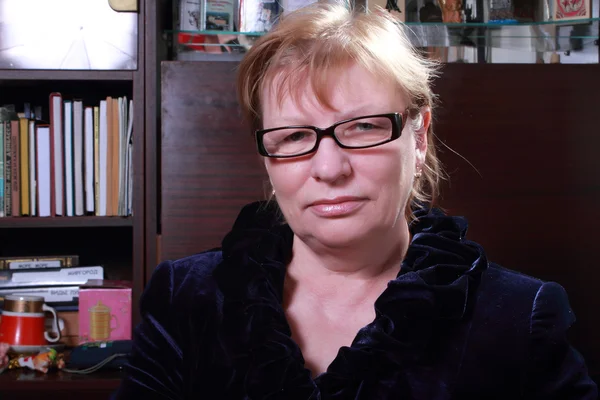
[160,61,599,379]
[144,0,172,288]
[130,0,148,330]
[0,216,132,228]
[0,70,133,81]
[160,61,268,261]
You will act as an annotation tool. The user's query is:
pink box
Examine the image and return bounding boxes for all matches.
[78,280,132,344]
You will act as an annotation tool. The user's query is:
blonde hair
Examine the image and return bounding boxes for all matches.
[237,1,445,219]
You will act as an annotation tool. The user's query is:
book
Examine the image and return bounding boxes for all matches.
[0,255,80,270]
[0,286,80,304]
[0,265,103,289]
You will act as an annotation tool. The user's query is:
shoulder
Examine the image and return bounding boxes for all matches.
[480,263,545,301]
[466,262,579,368]
[161,250,223,288]
[462,263,572,361]
[475,263,574,327]
[474,266,596,397]
[141,250,224,313]
[481,263,575,340]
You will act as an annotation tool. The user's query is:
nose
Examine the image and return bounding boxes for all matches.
[310,136,352,184]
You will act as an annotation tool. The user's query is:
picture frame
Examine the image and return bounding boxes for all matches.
[553,0,591,21]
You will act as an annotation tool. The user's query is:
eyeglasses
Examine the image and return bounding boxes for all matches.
[255,112,404,158]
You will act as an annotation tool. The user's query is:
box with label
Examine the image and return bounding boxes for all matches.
[78,280,132,344]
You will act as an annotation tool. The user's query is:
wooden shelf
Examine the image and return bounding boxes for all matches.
[0,369,123,397]
[0,216,133,229]
[0,70,134,81]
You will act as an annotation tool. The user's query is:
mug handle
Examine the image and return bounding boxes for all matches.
[43,304,61,343]
[110,314,118,332]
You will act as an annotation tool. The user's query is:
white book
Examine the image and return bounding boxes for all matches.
[51,93,64,216]
[64,101,74,217]
[73,100,84,216]
[118,97,127,216]
[0,266,104,289]
[28,120,36,216]
[84,107,95,213]
[36,125,51,217]
[0,286,79,304]
[99,100,108,216]
[180,0,205,31]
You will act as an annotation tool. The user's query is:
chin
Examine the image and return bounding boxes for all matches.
[302,218,373,249]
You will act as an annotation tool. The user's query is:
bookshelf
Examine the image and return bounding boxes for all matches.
[0,369,123,399]
[0,70,134,81]
[0,0,146,395]
[0,216,133,229]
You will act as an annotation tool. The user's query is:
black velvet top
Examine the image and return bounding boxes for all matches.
[114,202,597,399]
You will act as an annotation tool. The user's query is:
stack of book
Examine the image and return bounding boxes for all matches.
[0,255,105,347]
[0,93,134,218]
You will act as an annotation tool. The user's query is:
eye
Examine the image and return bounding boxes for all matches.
[284,131,309,142]
[354,122,376,131]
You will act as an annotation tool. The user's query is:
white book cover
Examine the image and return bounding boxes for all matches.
[99,100,108,216]
[179,0,205,31]
[0,265,104,288]
[73,100,84,216]
[0,286,79,304]
[28,120,37,216]
[51,93,64,216]
[118,97,127,216]
[64,101,74,217]
[36,125,51,217]
[118,97,123,216]
[84,107,95,213]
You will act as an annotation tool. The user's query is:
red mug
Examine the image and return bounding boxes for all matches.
[0,295,61,346]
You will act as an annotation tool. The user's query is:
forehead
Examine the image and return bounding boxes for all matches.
[260,64,407,125]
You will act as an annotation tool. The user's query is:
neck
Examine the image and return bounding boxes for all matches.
[286,221,410,303]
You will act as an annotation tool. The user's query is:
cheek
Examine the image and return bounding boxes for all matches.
[361,147,409,185]
[359,149,414,204]
[266,160,309,197]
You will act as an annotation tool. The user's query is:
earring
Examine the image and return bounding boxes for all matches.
[414,170,422,179]
[271,189,276,197]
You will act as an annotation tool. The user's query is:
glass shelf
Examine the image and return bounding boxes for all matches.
[402,18,599,49]
[168,18,599,64]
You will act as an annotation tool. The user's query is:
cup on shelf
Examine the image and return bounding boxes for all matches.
[0,295,61,349]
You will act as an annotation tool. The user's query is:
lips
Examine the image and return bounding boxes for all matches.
[309,196,365,206]
[308,197,367,217]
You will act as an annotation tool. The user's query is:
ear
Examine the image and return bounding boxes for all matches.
[415,106,430,169]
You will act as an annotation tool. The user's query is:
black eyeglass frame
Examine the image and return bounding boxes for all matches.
[255,112,405,158]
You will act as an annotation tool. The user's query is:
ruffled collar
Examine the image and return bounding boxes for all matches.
[213,201,488,399]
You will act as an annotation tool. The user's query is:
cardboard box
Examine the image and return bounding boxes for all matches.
[78,280,132,344]
[49,311,80,347]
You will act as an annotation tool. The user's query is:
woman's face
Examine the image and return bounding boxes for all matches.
[261,64,428,249]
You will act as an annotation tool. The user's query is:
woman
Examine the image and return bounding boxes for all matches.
[115,3,597,399]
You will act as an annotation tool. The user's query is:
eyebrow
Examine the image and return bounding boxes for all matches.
[334,106,394,121]
[272,106,399,127]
